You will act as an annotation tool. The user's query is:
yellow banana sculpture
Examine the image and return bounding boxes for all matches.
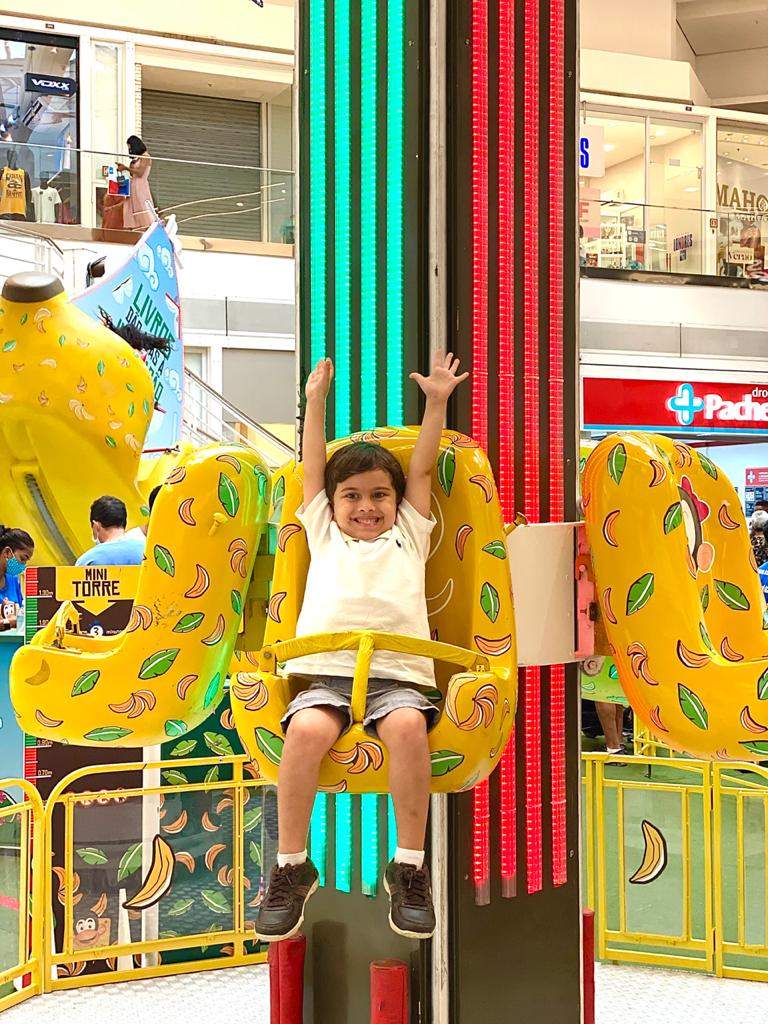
[0,273,155,564]
[584,432,768,761]
[11,443,270,746]
[230,427,517,794]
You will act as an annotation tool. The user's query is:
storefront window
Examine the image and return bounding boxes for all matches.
[717,124,768,282]
[647,119,703,274]
[579,113,645,270]
[0,29,79,225]
[579,110,704,275]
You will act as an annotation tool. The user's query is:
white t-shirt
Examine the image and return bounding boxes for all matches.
[283,492,436,688]
[31,186,60,224]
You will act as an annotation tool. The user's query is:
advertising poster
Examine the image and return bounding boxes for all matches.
[73,220,184,452]
[23,566,143,978]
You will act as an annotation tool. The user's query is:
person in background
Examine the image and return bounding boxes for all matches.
[594,700,627,756]
[750,509,768,568]
[76,496,145,567]
[117,135,154,232]
[0,526,33,631]
[124,485,161,546]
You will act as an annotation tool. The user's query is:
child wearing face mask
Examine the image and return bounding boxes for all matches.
[0,526,34,631]
[256,352,468,944]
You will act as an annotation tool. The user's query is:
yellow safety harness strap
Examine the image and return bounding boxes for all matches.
[260,631,491,725]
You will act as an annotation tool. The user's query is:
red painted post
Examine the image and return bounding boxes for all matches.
[370,959,409,1024]
[582,909,595,1024]
[269,935,306,1024]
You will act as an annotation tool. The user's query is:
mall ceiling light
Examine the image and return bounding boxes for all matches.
[603,143,615,152]
[683,186,698,192]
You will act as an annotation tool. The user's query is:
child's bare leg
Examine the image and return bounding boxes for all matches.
[278,706,346,853]
[376,708,431,850]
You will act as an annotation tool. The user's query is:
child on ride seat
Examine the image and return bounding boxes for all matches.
[256,352,468,942]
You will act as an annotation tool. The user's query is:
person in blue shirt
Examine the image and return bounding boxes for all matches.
[0,525,34,630]
[75,496,145,567]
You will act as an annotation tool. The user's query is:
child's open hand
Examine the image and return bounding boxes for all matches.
[410,351,469,403]
[305,357,334,403]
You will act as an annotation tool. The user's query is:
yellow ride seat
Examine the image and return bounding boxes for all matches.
[11,443,270,747]
[230,427,517,794]
[584,432,768,761]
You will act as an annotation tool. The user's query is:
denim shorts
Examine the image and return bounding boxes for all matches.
[281,676,440,738]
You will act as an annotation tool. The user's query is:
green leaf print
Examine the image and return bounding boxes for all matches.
[154,545,175,577]
[430,750,465,777]
[678,684,709,730]
[203,673,222,709]
[173,612,205,633]
[741,741,768,756]
[164,719,188,738]
[201,890,231,915]
[204,732,235,757]
[167,898,195,917]
[626,572,655,615]
[161,770,188,786]
[231,590,243,615]
[76,847,107,865]
[482,540,507,559]
[607,443,627,485]
[255,727,285,767]
[663,502,683,534]
[71,670,100,697]
[758,667,768,701]
[218,473,240,517]
[139,648,181,680]
[697,452,718,480]
[169,739,197,758]
[437,447,456,496]
[85,726,133,742]
[117,842,143,881]
[480,582,500,623]
[714,579,750,613]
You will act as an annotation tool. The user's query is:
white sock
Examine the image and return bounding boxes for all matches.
[277,850,307,868]
[394,846,424,869]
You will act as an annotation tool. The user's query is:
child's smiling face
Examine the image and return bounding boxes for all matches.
[330,468,398,540]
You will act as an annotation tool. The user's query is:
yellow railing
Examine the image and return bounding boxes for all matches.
[0,779,44,1015]
[584,752,768,981]
[43,755,268,993]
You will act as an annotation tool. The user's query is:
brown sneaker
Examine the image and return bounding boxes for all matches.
[383,860,436,940]
[255,860,319,942]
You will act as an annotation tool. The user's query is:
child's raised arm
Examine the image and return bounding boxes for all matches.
[406,352,469,517]
[302,358,334,507]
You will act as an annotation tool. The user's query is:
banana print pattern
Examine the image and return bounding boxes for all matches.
[230,427,517,794]
[11,444,270,746]
[629,819,668,885]
[0,279,155,564]
[584,432,768,761]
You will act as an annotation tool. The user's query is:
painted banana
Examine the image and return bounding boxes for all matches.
[629,819,668,885]
[122,835,174,910]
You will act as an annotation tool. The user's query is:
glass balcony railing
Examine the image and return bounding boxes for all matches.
[0,140,294,246]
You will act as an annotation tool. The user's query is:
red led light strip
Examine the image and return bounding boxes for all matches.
[548,0,567,888]
[523,0,542,895]
[497,0,516,898]
[470,0,491,906]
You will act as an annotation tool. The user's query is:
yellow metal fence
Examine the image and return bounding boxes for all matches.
[0,755,270,1015]
[584,752,768,980]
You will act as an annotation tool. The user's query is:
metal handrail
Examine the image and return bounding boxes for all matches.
[183,367,293,460]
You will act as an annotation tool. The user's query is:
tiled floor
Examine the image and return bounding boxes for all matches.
[4,960,768,1022]
[2,964,270,1023]
[595,962,768,1024]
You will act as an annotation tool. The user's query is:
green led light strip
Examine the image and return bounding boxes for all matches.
[334,0,352,435]
[309,0,327,365]
[310,793,328,886]
[360,793,379,895]
[335,792,353,892]
[387,795,397,861]
[360,0,378,428]
[385,0,405,424]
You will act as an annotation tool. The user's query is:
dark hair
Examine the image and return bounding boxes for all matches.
[147,485,161,513]
[127,135,147,156]
[324,442,406,503]
[99,309,171,357]
[0,525,34,553]
[89,496,127,530]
